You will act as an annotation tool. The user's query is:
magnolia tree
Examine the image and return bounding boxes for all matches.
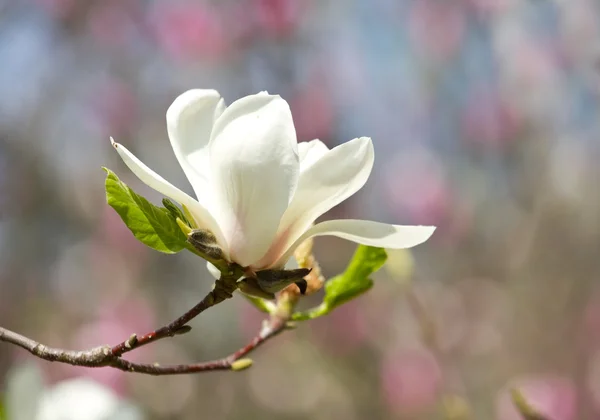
[0,90,435,375]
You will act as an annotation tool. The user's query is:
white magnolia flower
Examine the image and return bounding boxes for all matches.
[35,378,143,420]
[6,365,142,420]
[111,90,435,272]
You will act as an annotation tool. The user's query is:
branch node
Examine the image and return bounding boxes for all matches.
[125,334,138,349]
[173,325,192,336]
[32,344,46,357]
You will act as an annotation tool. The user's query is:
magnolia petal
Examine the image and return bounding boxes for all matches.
[258,137,373,268]
[298,139,329,172]
[110,138,223,244]
[274,219,436,267]
[209,93,299,267]
[166,89,225,200]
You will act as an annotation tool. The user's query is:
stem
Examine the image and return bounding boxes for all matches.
[111,270,240,357]
[0,327,113,367]
[103,313,289,375]
[0,267,297,376]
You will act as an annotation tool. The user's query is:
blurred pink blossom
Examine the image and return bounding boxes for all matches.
[587,351,600,414]
[496,376,578,420]
[461,89,521,151]
[34,0,77,20]
[253,0,307,36]
[89,80,137,138]
[64,297,156,394]
[150,2,229,61]
[466,0,516,17]
[409,0,466,62]
[290,82,334,143]
[381,348,443,415]
[383,150,473,244]
[384,151,451,227]
[510,43,561,89]
[311,301,369,355]
[581,287,600,349]
[87,1,140,48]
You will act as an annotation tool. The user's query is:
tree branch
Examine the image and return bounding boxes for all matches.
[0,269,295,375]
[103,312,289,375]
[0,327,113,367]
[110,270,240,357]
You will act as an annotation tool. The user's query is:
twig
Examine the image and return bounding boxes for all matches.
[0,269,295,375]
[0,327,113,367]
[0,316,287,375]
[111,271,239,357]
[104,312,289,375]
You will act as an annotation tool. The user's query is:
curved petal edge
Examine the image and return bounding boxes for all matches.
[273,219,436,267]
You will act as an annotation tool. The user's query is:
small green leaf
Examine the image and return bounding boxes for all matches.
[323,274,373,310]
[104,168,188,253]
[0,400,5,420]
[323,245,387,310]
[162,198,191,227]
[291,246,387,321]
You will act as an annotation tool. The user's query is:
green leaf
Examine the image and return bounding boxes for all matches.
[291,246,387,321]
[104,168,188,253]
[0,400,5,420]
[323,245,387,309]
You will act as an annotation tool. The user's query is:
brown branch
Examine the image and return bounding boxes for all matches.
[111,271,239,357]
[0,327,113,367]
[0,295,291,376]
[0,270,295,376]
[103,313,289,375]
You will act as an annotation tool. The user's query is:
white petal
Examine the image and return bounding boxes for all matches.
[110,138,224,244]
[256,137,373,268]
[287,137,373,227]
[209,93,299,266]
[298,139,329,171]
[166,89,225,200]
[274,219,436,267]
